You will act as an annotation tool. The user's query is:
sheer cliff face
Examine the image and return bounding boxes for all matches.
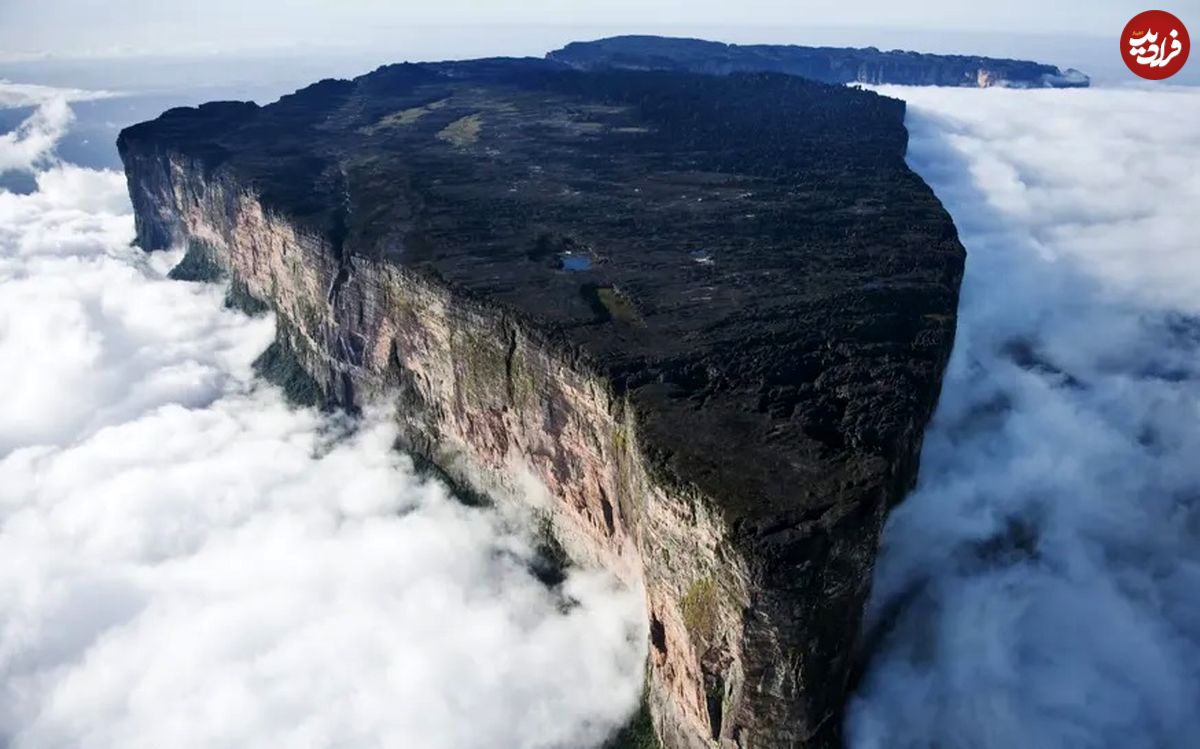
[119,60,964,748]
[548,36,1090,89]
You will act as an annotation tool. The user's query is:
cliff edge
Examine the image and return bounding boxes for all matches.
[118,58,964,747]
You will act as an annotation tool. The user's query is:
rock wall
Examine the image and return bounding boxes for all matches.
[121,141,940,748]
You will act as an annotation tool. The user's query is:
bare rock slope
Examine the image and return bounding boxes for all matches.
[118,57,964,748]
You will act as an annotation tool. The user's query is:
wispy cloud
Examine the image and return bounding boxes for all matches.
[0,81,112,174]
[850,86,1200,749]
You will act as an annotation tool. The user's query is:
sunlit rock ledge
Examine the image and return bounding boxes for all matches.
[118,54,964,748]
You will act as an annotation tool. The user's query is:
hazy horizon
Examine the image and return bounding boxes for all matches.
[0,0,1149,57]
[2,22,1194,98]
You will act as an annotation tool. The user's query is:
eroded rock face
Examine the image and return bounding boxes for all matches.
[118,58,964,748]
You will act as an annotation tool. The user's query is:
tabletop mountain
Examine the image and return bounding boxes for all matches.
[119,52,965,748]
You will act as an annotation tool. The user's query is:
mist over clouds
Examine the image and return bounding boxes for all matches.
[0,85,645,749]
[850,86,1200,748]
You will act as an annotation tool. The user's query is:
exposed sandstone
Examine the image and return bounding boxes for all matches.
[118,57,964,747]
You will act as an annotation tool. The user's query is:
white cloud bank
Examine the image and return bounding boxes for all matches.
[0,85,644,749]
[849,86,1200,749]
[9,75,1199,749]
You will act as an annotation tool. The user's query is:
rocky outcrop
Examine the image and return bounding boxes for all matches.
[549,35,1090,88]
[118,58,964,748]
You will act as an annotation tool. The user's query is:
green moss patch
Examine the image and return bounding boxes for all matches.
[597,287,643,325]
[681,576,720,648]
[451,328,507,400]
[436,113,483,147]
[225,277,269,316]
[508,346,542,409]
[360,97,450,133]
[582,284,644,327]
[168,240,225,282]
[253,325,323,408]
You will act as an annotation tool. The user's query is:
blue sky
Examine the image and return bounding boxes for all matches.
[0,0,1175,60]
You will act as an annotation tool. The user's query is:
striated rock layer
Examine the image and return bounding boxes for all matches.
[549,35,1090,88]
[118,58,964,748]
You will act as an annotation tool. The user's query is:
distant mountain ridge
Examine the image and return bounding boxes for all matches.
[548,35,1090,88]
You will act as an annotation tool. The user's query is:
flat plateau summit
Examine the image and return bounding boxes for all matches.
[120,46,965,748]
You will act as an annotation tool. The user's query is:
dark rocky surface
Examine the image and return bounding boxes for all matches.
[549,35,1089,88]
[119,55,965,747]
[120,58,962,533]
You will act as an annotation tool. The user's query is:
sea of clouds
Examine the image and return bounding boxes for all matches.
[4,73,1199,749]
[849,86,1200,749]
[0,83,645,749]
